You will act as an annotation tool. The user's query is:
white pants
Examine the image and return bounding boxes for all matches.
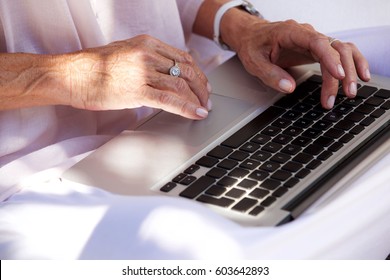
[0,26,390,260]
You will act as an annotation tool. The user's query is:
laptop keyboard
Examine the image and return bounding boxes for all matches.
[160,75,390,216]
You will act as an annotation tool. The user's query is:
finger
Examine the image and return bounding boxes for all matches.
[156,47,211,108]
[309,36,347,81]
[320,63,340,109]
[239,53,296,94]
[163,58,211,109]
[331,40,358,98]
[142,87,209,120]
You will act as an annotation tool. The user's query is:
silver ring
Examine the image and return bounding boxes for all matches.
[169,60,181,77]
[328,37,340,46]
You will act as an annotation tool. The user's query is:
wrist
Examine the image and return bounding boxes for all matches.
[219,5,268,51]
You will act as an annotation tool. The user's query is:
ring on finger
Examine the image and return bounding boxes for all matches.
[169,60,181,77]
[328,37,340,47]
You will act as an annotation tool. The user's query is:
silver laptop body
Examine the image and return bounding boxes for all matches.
[62,56,390,226]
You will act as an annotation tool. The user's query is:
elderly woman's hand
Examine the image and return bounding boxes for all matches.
[68,35,211,119]
[218,10,371,109]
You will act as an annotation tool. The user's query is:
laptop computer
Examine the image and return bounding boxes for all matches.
[62,56,390,226]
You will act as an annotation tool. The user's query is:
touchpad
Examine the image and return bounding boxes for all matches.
[136,93,255,147]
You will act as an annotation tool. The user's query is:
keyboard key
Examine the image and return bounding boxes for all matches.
[226,188,246,199]
[184,165,200,174]
[240,142,260,153]
[240,159,261,170]
[285,177,300,188]
[217,159,238,170]
[196,156,218,167]
[262,126,281,136]
[328,141,344,152]
[249,206,265,216]
[357,85,377,98]
[273,187,289,198]
[318,150,333,161]
[207,145,233,159]
[262,142,283,153]
[355,104,376,114]
[270,153,291,164]
[381,101,390,110]
[232,198,258,212]
[197,195,235,208]
[306,159,321,170]
[272,119,292,128]
[282,161,303,172]
[295,168,311,179]
[292,136,312,147]
[371,109,386,118]
[249,170,269,181]
[303,144,324,155]
[345,112,365,122]
[206,167,227,179]
[313,120,332,131]
[260,161,281,172]
[294,118,313,128]
[173,173,187,183]
[281,144,302,155]
[251,134,271,144]
[260,179,281,190]
[273,134,293,145]
[160,182,177,192]
[181,176,197,185]
[271,170,292,181]
[217,176,238,187]
[360,117,375,127]
[205,185,227,196]
[303,110,323,120]
[229,168,250,179]
[284,126,303,136]
[282,111,302,120]
[249,188,270,199]
[339,133,354,143]
[229,150,250,161]
[260,196,277,207]
[375,89,390,99]
[343,97,363,107]
[365,96,385,106]
[293,153,314,164]
[251,150,272,161]
[238,179,258,189]
[313,136,334,147]
[350,125,365,135]
[221,106,285,148]
[335,120,355,130]
[180,176,215,199]
[324,128,344,139]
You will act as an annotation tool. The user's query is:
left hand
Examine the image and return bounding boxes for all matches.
[223,18,371,109]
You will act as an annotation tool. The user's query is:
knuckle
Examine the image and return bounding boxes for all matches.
[173,77,188,92]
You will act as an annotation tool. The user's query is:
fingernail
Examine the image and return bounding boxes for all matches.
[349,82,357,97]
[279,79,293,93]
[196,107,209,118]
[365,68,371,80]
[337,64,345,78]
[327,95,336,109]
[207,99,213,111]
[207,82,212,93]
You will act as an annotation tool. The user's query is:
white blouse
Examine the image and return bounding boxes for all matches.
[0,0,206,200]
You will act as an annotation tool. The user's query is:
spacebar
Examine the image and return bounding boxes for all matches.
[221,106,285,148]
[179,176,215,199]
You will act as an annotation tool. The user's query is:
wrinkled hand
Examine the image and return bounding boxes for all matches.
[229,19,371,109]
[69,35,211,119]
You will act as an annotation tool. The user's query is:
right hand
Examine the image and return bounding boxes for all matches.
[68,35,212,120]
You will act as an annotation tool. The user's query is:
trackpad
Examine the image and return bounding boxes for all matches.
[137,93,255,147]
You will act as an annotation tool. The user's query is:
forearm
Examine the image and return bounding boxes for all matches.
[193,0,268,51]
[0,53,71,110]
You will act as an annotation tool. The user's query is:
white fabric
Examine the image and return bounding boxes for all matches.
[0,0,390,260]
